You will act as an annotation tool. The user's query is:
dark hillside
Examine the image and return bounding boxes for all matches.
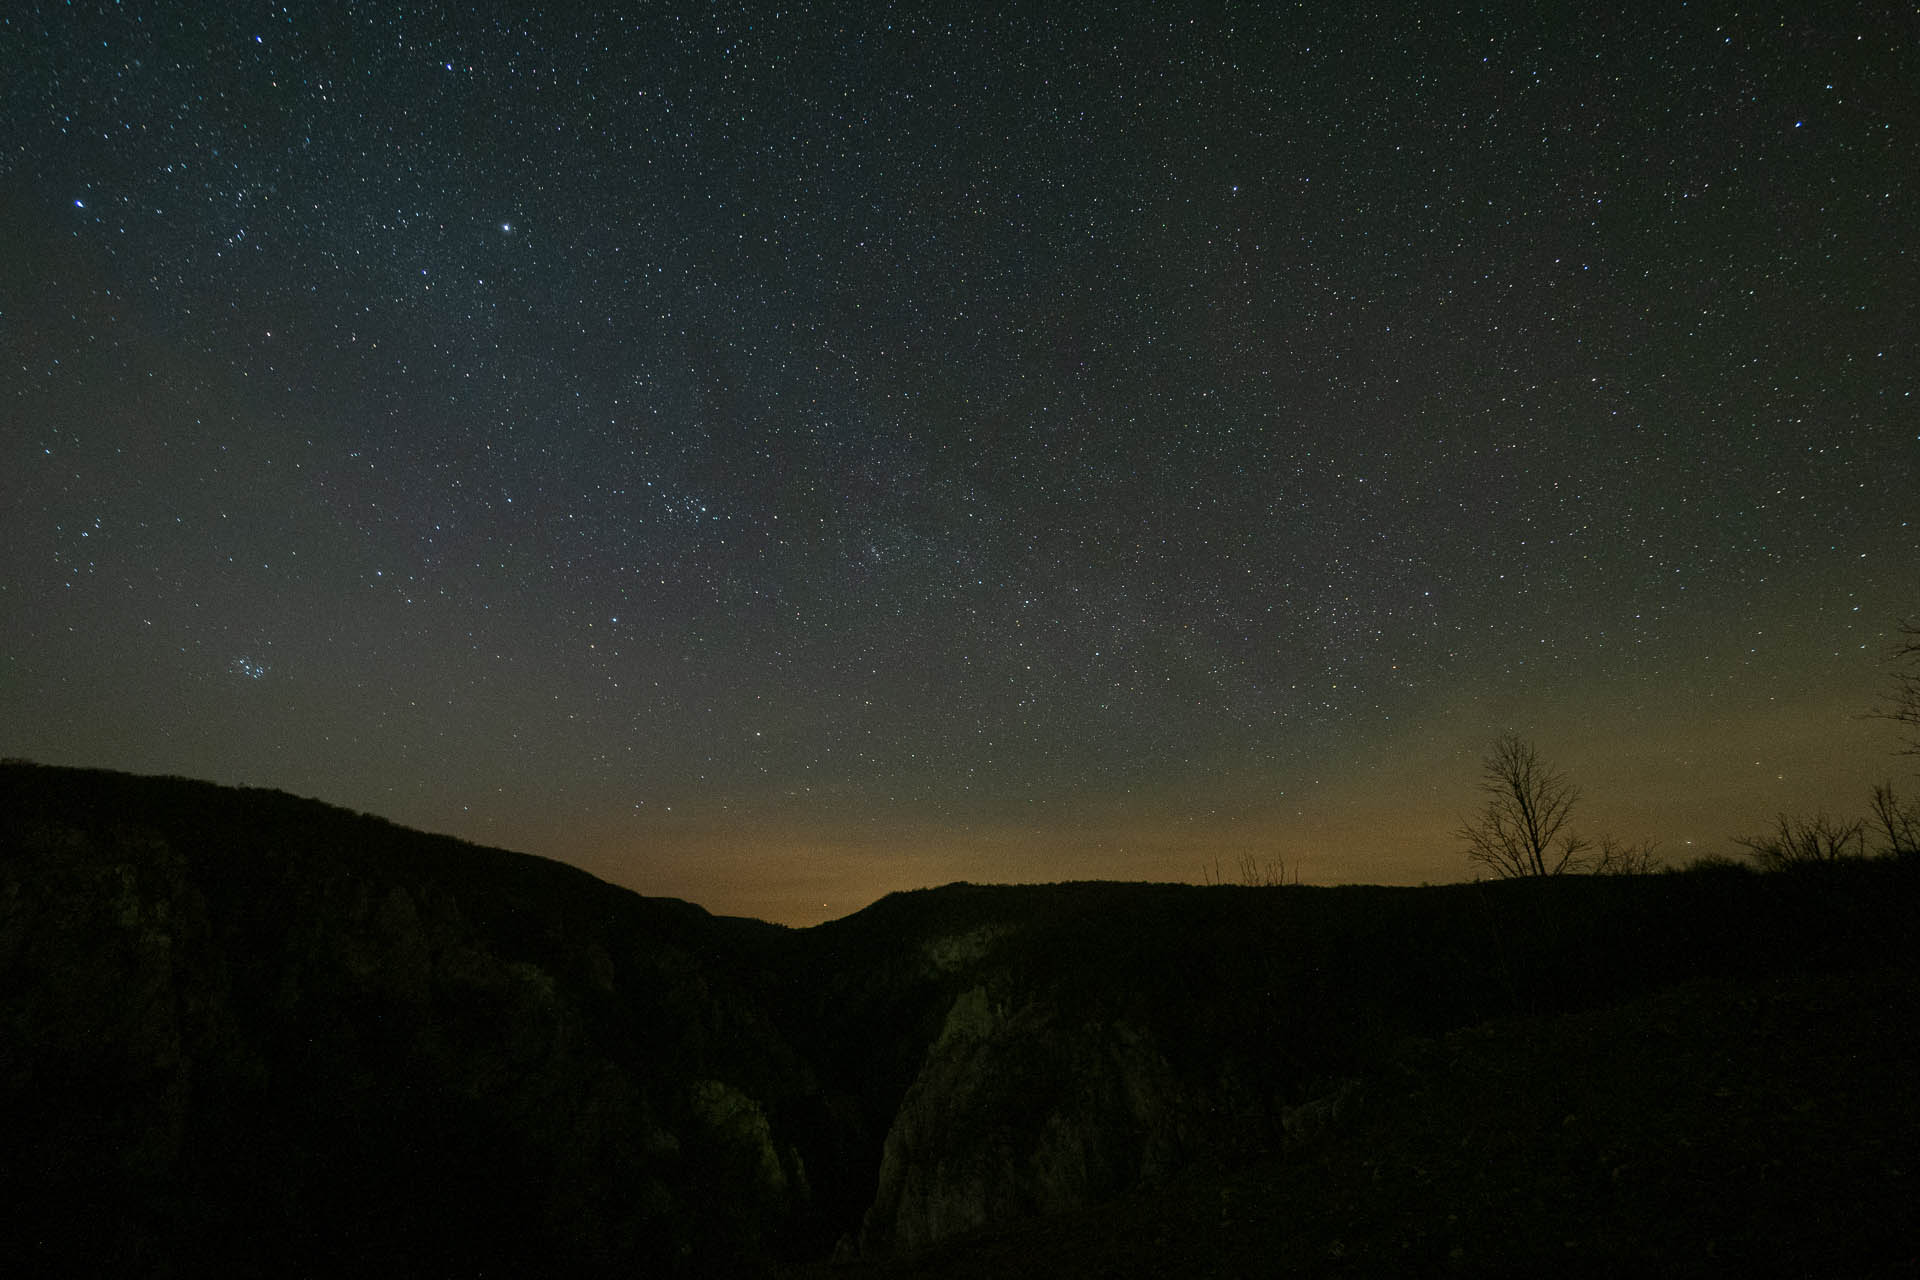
[781,867,1919,1264]
[820,966,1920,1279]
[0,762,820,1276]
[4,762,1916,1275]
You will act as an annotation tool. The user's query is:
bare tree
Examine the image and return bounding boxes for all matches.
[1201,852,1299,887]
[1592,834,1663,876]
[1733,812,1866,869]
[1457,735,1590,878]
[1882,621,1920,757]
[1869,782,1919,859]
[1836,620,1920,861]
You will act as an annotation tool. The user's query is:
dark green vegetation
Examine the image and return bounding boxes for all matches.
[4,762,1916,1276]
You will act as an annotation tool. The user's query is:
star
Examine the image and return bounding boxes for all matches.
[3,2,1910,925]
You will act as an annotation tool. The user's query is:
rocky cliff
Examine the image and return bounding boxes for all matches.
[1,764,823,1275]
[4,762,1916,1276]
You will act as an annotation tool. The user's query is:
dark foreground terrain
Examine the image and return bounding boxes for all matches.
[3,761,1915,1276]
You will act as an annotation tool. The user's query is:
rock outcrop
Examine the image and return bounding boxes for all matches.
[6,762,1917,1274]
[861,988,1202,1255]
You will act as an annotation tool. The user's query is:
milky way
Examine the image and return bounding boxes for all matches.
[5,4,1915,922]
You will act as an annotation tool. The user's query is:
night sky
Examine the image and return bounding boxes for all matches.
[5,3,1915,924]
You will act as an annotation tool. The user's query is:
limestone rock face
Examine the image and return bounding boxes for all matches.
[860,985,1210,1257]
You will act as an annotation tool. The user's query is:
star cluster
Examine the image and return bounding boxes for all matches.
[4,4,1915,921]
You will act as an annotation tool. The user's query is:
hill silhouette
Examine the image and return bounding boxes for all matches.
[3,761,1915,1275]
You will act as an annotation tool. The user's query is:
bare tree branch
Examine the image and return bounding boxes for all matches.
[1869,782,1920,859]
[1733,812,1866,869]
[1592,835,1663,876]
[1202,853,1299,887]
[1457,735,1589,878]
[1880,620,1920,758]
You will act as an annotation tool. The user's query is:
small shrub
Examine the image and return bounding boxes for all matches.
[1592,835,1663,876]
[1733,813,1866,870]
[1673,853,1750,875]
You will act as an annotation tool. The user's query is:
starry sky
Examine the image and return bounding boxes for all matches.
[4,2,1916,924]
